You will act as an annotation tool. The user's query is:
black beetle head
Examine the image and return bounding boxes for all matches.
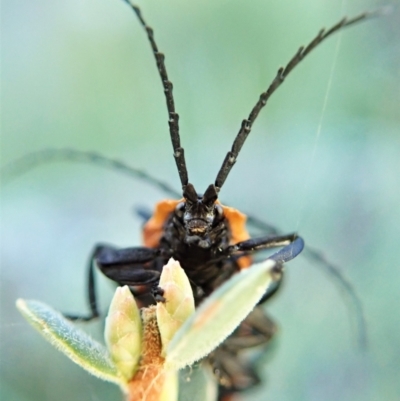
[176,183,223,248]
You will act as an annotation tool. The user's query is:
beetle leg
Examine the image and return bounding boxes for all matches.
[267,236,305,263]
[221,236,303,304]
[65,244,109,321]
[97,245,167,297]
[229,232,297,253]
[151,286,166,303]
[66,244,165,321]
[222,233,304,264]
[209,348,260,393]
[223,307,277,351]
[208,307,277,394]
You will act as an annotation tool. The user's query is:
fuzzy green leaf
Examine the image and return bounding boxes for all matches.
[16,299,125,388]
[166,259,279,369]
[178,364,218,401]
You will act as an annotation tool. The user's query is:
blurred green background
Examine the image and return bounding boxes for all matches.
[1,0,399,400]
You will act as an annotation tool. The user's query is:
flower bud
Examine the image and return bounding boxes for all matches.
[156,258,195,355]
[105,286,142,381]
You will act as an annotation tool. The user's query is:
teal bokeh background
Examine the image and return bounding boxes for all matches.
[1,0,399,400]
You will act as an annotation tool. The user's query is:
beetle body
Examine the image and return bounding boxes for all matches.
[142,190,252,301]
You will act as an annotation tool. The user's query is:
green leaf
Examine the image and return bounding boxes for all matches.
[16,299,125,388]
[166,259,280,369]
[178,364,218,401]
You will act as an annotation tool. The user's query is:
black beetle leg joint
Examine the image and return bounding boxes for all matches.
[151,286,166,303]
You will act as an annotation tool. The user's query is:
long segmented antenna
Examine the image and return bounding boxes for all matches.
[1,149,181,198]
[214,10,378,190]
[123,1,189,189]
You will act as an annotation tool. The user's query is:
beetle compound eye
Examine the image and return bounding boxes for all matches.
[214,204,224,220]
[175,202,185,219]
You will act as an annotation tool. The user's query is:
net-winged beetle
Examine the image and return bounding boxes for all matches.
[3,1,377,398]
